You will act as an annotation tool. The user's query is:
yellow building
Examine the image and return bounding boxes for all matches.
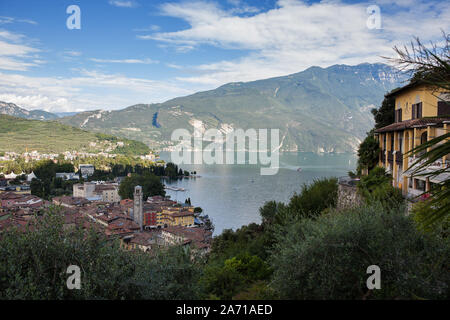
[172,211,195,227]
[375,82,450,198]
[156,208,195,227]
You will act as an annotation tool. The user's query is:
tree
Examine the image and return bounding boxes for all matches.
[259,201,284,225]
[270,204,449,299]
[118,172,165,200]
[194,207,203,213]
[0,210,202,300]
[357,131,380,174]
[357,167,404,210]
[287,178,338,219]
[371,95,395,129]
[389,32,450,226]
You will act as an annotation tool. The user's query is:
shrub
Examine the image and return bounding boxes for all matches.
[287,178,338,219]
[0,211,201,300]
[358,167,404,208]
[270,204,449,299]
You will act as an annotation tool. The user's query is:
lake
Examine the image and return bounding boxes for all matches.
[159,152,357,235]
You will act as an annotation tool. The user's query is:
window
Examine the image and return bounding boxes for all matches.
[395,109,402,122]
[412,102,423,119]
[415,179,426,192]
[437,101,450,116]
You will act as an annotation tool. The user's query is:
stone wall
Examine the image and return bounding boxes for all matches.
[337,180,363,210]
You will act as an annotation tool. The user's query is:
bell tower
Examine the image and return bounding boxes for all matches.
[133,185,143,231]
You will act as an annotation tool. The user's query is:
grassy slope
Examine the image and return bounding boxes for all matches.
[0,115,149,155]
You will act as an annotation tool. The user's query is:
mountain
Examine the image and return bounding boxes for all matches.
[59,63,406,153]
[0,101,58,120]
[0,115,150,155]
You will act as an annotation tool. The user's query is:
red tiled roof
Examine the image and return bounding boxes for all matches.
[375,117,450,133]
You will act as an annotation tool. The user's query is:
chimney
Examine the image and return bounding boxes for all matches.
[133,185,143,231]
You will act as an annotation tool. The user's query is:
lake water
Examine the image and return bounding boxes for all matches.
[159,152,357,235]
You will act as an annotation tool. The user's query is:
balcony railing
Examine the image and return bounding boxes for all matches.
[407,157,450,170]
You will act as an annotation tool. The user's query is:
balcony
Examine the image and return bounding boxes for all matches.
[408,157,450,170]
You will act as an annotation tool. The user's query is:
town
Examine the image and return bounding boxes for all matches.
[0,163,213,256]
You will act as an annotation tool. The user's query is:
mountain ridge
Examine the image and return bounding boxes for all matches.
[0,101,59,120]
[56,63,406,152]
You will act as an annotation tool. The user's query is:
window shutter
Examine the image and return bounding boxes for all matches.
[438,101,450,116]
[418,102,422,118]
[412,104,416,119]
[399,108,402,122]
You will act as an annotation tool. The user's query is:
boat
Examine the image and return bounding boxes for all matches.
[164,186,186,191]
[297,168,302,172]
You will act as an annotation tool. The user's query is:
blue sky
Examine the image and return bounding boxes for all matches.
[0,0,449,112]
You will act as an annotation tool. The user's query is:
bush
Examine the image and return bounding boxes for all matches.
[287,178,338,219]
[0,210,201,299]
[357,167,404,208]
[270,204,449,299]
[200,253,272,299]
[412,198,450,236]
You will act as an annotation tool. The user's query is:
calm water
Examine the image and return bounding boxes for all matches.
[159,152,357,235]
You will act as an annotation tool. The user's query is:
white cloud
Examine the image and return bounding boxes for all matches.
[0,30,42,71]
[0,70,195,112]
[0,16,38,25]
[65,50,82,57]
[133,25,161,32]
[108,1,138,8]
[143,0,450,85]
[90,58,159,64]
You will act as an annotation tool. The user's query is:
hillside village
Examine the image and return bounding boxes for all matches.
[0,179,213,255]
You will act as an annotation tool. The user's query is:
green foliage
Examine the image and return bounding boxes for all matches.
[270,204,450,299]
[287,178,338,219]
[412,198,450,236]
[209,224,272,263]
[357,167,404,208]
[0,210,202,299]
[30,161,77,200]
[259,201,285,225]
[407,131,450,226]
[118,172,165,200]
[0,115,148,155]
[194,207,203,213]
[357,132,380,173]
[165,162,181,179]
[201,252,272,299]
[371,95,395,129]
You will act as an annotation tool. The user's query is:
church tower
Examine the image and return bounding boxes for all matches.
[133,185,143,231]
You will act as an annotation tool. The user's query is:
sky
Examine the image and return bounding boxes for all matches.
[0,0,449,112]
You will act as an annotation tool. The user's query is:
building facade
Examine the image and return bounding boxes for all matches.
[73,182,121,203]
[375,82,450,198]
